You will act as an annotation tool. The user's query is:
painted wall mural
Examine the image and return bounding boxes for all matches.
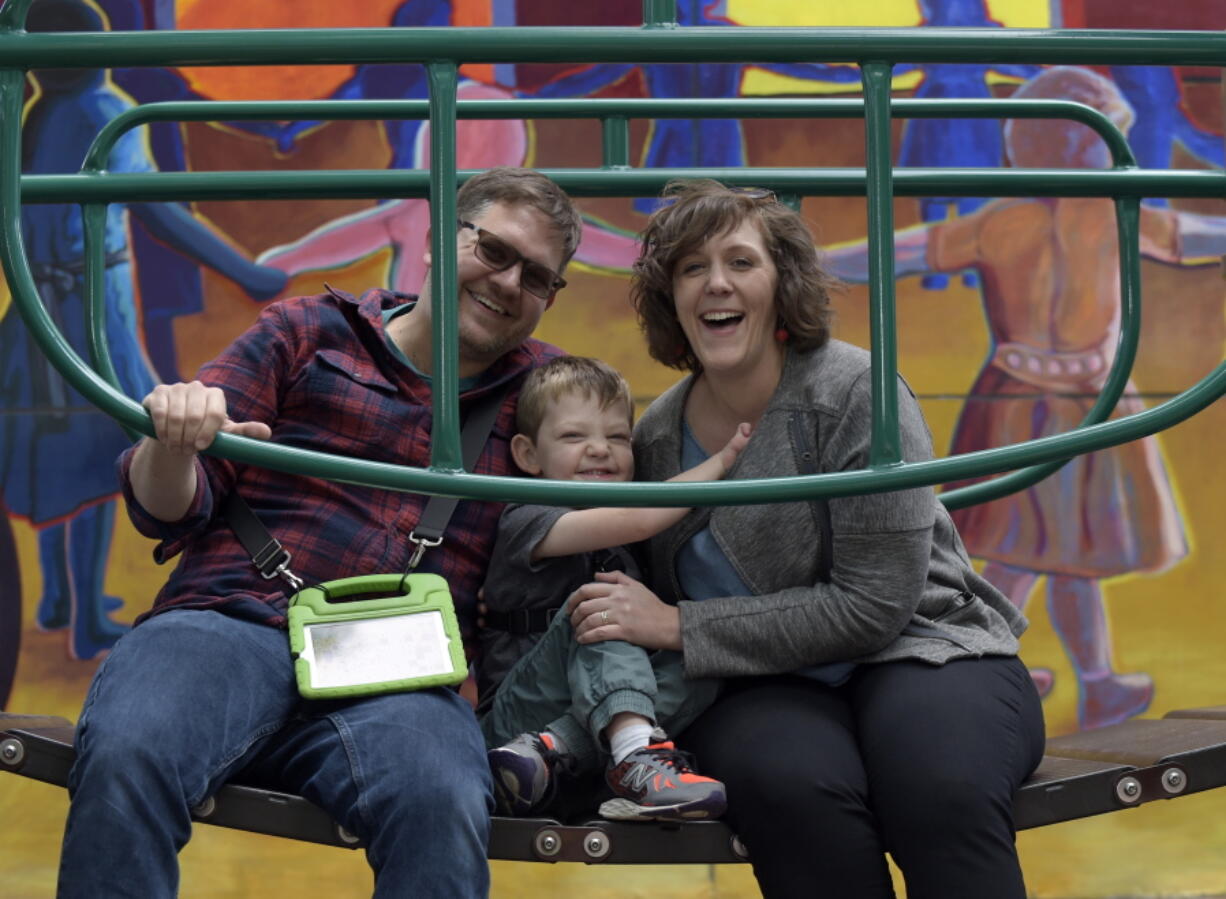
[2,0,1226,896]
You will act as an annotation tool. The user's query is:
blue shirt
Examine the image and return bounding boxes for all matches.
[677,422,855,687]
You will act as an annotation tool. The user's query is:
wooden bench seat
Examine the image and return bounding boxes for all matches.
[5,708,1226,864]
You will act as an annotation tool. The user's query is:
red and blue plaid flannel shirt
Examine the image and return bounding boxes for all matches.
[119,286,562,649]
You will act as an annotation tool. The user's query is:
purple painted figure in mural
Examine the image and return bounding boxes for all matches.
[826,67,1226,729]
[1,0,284,662]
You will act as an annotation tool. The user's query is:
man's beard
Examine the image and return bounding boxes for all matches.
[457,315,530,367]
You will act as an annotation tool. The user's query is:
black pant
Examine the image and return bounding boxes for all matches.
[679,656,1045,899]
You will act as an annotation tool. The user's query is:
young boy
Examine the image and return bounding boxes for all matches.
[478,356,750,821]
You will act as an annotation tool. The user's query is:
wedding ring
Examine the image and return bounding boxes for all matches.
[601,610,610,625]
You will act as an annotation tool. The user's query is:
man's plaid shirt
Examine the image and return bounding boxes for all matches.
[119,286,562,649]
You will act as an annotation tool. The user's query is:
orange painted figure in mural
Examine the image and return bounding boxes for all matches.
[828,66,1226,730]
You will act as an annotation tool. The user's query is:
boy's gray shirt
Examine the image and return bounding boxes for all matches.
[634,339,1026,679]
[476,503,640,707]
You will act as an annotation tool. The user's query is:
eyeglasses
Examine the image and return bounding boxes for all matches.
[728,187,778,203]
[459,221,567,300]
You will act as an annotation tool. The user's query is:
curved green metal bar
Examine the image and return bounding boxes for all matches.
[5,61,1224,507]
[22,168,1226,205]
[8,26,1226,69]
[5,22,1225,509]
[69,91,1144,504]
[940,197,1144,509]
[81,98,1137,175]
[80,204,120,389]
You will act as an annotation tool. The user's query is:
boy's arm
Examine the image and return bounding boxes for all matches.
[531,423,752,561]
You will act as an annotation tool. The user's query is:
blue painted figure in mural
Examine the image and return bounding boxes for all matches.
[898,0,1037,289]
[222,0,451,161]
[1109,65,1224,209]
[93,0,451,380]
[1,0,286,661]
[529,0,862,215]
[97,0,217,383]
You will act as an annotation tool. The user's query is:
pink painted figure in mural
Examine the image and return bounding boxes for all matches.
[826,66,1226,730]
[257,81,639,286]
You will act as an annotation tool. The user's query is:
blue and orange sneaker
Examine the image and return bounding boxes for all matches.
[599,740,726,822]
[487,732,571,816]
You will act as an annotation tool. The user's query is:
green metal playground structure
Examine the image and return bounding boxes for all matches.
[3,0,1226,865]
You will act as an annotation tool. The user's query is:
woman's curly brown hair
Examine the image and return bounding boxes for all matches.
[631,180,840,372]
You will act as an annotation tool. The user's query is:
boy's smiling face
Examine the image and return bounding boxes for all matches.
[511,391,634,482]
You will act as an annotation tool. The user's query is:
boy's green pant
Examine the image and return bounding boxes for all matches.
[480,608,721,771]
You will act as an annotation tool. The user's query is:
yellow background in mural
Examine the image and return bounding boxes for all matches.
[735,0,1051,94]
[6,1,1226,897]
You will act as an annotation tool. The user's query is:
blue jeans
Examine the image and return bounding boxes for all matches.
[57,610,492,898]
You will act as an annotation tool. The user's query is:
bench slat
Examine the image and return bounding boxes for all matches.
[7,711,1226,862]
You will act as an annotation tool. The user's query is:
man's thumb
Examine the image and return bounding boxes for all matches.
[223,419,272,441]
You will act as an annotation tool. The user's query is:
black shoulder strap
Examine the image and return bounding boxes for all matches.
[411,384,511,543]
[224,382,513,589]
[788,414,833,584]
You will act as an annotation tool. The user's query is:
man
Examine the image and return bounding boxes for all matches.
[56,168,582,898]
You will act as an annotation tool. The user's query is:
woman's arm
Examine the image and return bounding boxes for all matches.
[675,373,937,677]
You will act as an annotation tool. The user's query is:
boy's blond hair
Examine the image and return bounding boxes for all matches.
[516,356,634,441]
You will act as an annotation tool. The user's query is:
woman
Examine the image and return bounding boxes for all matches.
[566,181,1045,898]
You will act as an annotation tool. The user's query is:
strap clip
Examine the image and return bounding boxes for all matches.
[405,531,443,573]
[252,540,305,592]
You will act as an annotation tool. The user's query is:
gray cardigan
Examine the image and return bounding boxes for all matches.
[634,339,1026,679]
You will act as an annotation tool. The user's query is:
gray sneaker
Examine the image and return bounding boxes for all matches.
[599,740,727,822]
[487,732,570,816]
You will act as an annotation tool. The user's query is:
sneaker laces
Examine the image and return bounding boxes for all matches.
[641,741,700,774]
[530,734,580,810]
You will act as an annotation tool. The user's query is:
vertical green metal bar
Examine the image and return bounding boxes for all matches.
[427,62,462,471]
[779,194,802,213]
[642,0,677,28]
[861,61,901,467]
[601,116,630,168]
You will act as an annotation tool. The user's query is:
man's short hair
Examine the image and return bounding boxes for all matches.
[456,168,583,269]
[515,356,634,441]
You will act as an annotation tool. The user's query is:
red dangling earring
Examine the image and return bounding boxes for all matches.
[774,327,790,343]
